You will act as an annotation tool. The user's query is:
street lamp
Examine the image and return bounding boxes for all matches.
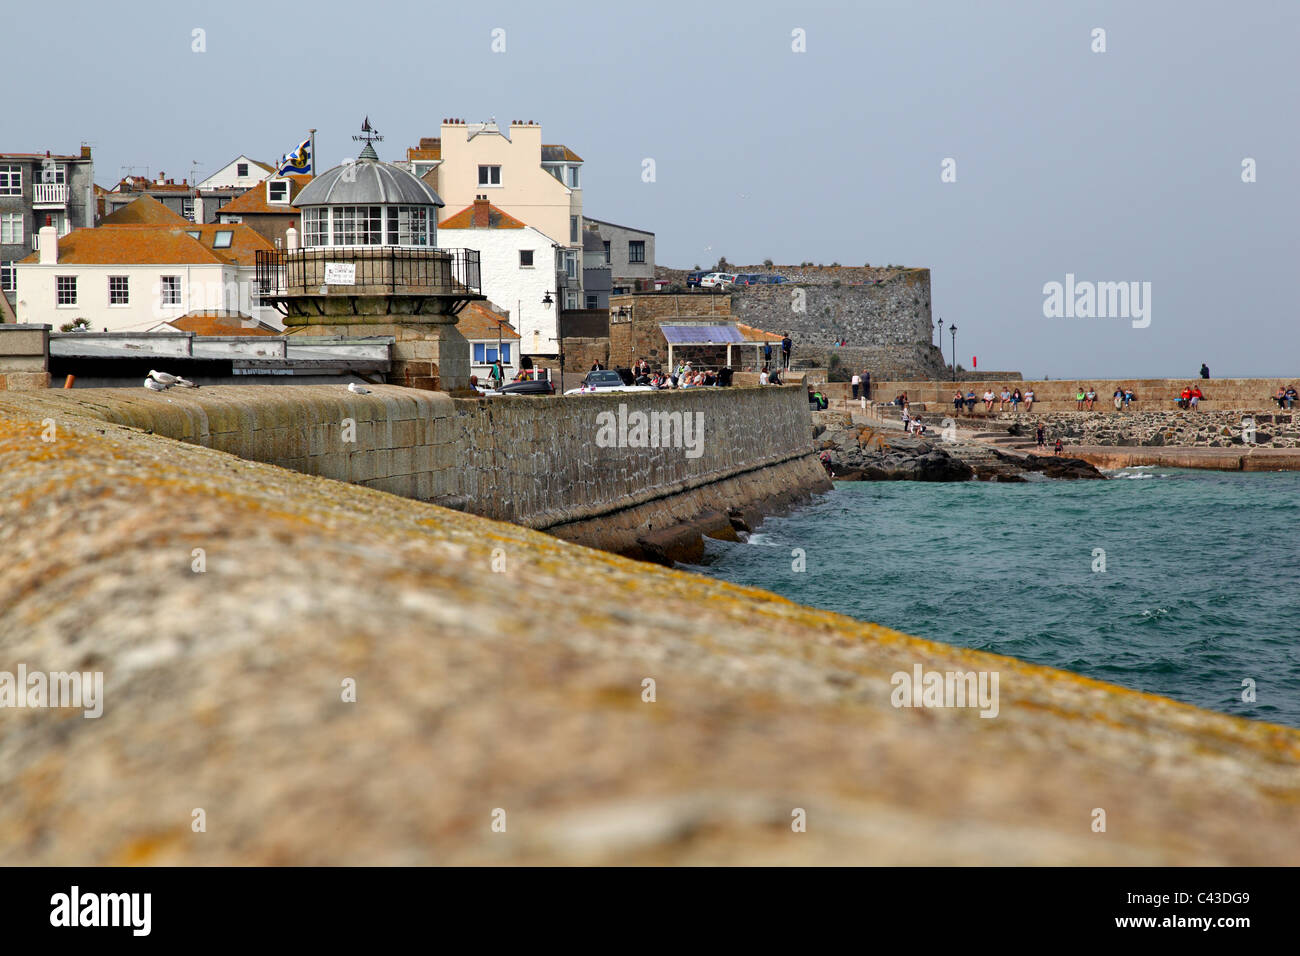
[542,290,560,392]
[949,324,958,381]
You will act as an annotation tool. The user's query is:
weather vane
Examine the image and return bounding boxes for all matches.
[352,117,384,146]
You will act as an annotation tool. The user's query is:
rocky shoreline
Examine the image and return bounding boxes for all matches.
[812,412,1105,482]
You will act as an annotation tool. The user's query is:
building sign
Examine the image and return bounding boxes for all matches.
[324,263,356,286]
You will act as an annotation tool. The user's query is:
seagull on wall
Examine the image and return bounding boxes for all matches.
[347,383,371,394]
[148,370,197,388]
[143,377,170,391]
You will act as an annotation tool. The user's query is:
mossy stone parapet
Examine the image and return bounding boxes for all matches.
[2,391,1298,864]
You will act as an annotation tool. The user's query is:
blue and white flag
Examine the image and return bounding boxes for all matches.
[275,137,312,175]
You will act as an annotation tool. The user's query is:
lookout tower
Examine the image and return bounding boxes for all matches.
[256,119,484,392]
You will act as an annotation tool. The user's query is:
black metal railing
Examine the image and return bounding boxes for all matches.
[255,247,481,298]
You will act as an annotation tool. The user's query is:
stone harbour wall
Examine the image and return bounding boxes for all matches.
[0,383,828,559]
[1025,409,1300,449]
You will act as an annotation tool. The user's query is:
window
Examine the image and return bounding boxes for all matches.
[477,165,501,186]
[543,164,562,182]
[160,275,182,306]
[500,343,511,363]
[0,164,22,195]
[0,261,14,292]
[108,275,129,305]
[386,206,430,246]
[0,213,22,245]
[603,240,610,263]
[570,216,578,242]
[473,343,486,363]
[303,208,328,247]
[564,251,577,279]
[56,275,77,306]
[267,180,289,203]
[566,166,580,188]
[586,294,598,309]
[628,240,646,263]
[40,162,66,185]
[181,198,195,222]
[332,205,382,245]
[564,290,579,310]
[213,230,233,248]
[236,163,249,178]
[519,249,533,268]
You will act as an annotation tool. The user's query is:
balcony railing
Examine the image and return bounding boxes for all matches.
[255,247,481,301]
[33,183,68,206]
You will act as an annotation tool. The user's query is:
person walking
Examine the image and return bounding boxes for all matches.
[489,358,504,390]
[1035,422,1046,450]
[780,333,793,371]
[851,371,861,401]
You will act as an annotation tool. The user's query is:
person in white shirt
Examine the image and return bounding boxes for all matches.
[759,368,770,385]
[1024,388,1035,412]
[983,390,995,413]
[851,372,861,400]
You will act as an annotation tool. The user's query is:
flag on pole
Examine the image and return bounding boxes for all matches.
[275,137,312,175]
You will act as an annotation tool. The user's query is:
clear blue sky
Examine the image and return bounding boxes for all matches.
[6,0,1297,378]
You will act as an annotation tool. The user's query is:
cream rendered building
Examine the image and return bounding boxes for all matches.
[413,120,586,313]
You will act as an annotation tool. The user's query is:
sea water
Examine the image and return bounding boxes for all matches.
[689,467,1300,727]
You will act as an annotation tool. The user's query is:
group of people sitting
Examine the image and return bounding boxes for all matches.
[758,366,785,385]
[626,359,728,389]
[950,388,1037,415]
[1272,385,1298,409]
[1175,385,1204,409]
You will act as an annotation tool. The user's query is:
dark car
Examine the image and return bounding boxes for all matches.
[498,377,555,396]
[734,274,763,286]
[686,270,708,287]
[757,274,788,284]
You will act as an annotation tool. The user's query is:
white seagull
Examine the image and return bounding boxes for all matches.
[347,383,371,394]
[144,377,170,391]
[147,369,198,388]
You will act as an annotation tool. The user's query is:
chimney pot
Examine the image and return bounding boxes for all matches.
[45,214,52,227]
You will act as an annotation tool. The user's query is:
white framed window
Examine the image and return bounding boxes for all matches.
[303,208,328,247]
[331,205,382,245]
[160,275,182,306]
[108,275,129,305]
[628,240,646,263]
[566,166,580,188]
[39,161,66,184]
[570,216,578,242]
[519,249,533,268]
[267,179,289,204]
[564,251,578,279]
[181,197,195,222]
[56,275,77,306]
[564,290,579,309]
[213,230,234,249]
[0,164,21,195]
[477,165,501,187]
[386,206,431,246]
[0,261,15,292]
[221,215,242,224]
[0,213,23,244]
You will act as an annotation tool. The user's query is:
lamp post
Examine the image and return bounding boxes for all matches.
[949,324,958,382]
[542,290,560,392]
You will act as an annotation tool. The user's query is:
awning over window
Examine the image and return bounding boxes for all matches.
[660,323,745,345]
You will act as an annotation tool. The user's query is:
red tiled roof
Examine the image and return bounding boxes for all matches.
[735,322,784,342]
[216,175,312,216]
[18,222,274,267]
[457,301,520,340]
[168,312,280,336]
[439,202,527,229]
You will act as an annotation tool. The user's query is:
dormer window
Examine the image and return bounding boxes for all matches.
[267,179,290,204]
[566,165,580,188]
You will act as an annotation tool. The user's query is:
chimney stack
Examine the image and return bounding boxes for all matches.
[38,214,58,265]
[472,196,491,227]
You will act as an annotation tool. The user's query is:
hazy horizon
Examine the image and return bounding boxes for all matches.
[5,0,1297,378]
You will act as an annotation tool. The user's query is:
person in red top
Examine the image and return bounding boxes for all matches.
[1179,386,1192,409]
[1190,385,1204,409]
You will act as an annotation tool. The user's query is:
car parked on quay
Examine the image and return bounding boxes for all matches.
[699,272,737,288]
[563,369,657,395]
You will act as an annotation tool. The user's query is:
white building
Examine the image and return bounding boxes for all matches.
[14,215,282,333]
[437,197,558,356]
[196,155,275,191]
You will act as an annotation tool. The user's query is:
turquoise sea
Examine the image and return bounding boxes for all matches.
[690,467,1300,728]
